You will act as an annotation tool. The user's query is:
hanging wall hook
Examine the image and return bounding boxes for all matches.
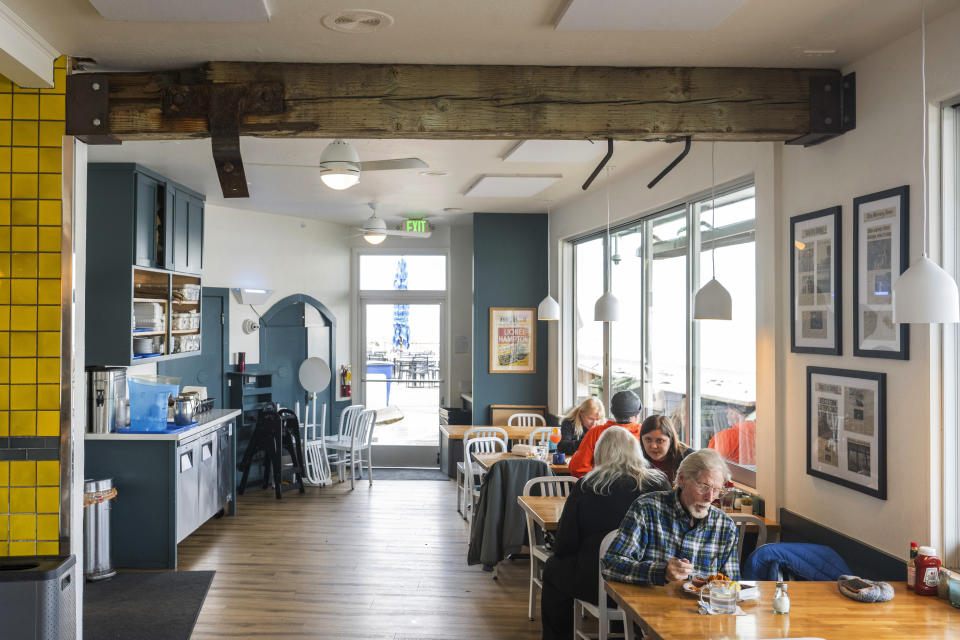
[581,138,614,191]
[647,136,692,189]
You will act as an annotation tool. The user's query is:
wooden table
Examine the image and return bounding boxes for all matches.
[605,580,960,640]
[516,495,566,532]
[473,451,569,475]
[439,424,550,478]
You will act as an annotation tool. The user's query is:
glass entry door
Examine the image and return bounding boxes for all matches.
[360,301,444,467]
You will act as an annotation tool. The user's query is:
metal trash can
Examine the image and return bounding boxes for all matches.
[0,555,76,640]
[84,478,118,581]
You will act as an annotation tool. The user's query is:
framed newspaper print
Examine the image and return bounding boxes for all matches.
[853,186,909,359]
[790,206,842,354]
[806,367,886,499]
[489,307,536,373]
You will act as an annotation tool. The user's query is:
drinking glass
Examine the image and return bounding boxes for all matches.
[700,583,737,614]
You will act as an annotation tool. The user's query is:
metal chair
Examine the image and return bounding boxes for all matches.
[463,436,507,524]
[326,406,374,489]
[574,529,627,640]
[728,513,768,564]
[457,427,508,516]
[301,397,331,486]
[528,426,554,447]
[509,412,546,427]
[522,475,577,620]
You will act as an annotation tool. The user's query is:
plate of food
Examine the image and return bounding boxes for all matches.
[681,574,757,599]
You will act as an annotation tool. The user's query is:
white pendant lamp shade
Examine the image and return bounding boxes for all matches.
[892,257,960,323]
[318,138,361,190]
[694,277,733,320]
[594,290,620,322]
[538,294,560,321]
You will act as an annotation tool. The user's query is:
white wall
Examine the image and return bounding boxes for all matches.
[202,204,352,366]
[549,6,960,560]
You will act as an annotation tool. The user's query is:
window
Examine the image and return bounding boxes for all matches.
[358,254,446,290]
[571,183,757,484]
[942,99,960,567]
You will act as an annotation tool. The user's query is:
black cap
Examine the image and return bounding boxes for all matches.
[610,390,642,421]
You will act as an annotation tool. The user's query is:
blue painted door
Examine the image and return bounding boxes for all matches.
[158,289,227,408]
[260,302,308,413]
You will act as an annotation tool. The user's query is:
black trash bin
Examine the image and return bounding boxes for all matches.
[0,555,76,640]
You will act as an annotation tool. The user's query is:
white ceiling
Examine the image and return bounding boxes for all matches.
[10,0,959,228]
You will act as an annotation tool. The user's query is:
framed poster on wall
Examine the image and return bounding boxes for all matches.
[853,185,909,359]
[489,307,536,374]
[806,366,886,500]
[790,206,842,355]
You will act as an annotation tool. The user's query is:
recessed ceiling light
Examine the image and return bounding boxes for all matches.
[464,175,562,198]
[420,169,448,177]
[557,0,746,31]
[443,207,465,213]
[504,140,608,163]
[803,49,838,55]
[321,10,394,33]
[88,0,270,22]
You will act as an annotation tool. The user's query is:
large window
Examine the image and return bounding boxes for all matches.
[571,183,757,483]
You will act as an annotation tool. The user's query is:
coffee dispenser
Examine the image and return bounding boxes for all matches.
[87,367,130,433]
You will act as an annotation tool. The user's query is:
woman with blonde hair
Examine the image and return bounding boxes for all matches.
[540,427,669,640]
[557,397,605,455]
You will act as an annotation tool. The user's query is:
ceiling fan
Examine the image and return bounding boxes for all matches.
[249,139,428,190]
[359,203,433,245]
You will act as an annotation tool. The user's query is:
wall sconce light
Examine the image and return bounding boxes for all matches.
[242,319,261,334]
[231,288,274,305]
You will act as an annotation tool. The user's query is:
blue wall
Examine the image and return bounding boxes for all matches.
[473,213,548,423]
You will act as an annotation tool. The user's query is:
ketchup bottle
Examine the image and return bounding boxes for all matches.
[914,546,941,595]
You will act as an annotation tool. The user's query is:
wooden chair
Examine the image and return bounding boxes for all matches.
[521,475,577,620]
[509,412,546,427]
[457,427,508,516]
[528,426,554,446]
[574,529,626,640]
[464,436,507,524]
[728,513,768,563]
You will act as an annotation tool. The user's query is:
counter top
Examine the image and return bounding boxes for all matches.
[85,409,241,442]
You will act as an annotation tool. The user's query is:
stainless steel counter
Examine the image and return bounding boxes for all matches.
[84,408,241,442]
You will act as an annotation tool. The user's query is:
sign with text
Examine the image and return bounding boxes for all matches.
[489,307,536,374]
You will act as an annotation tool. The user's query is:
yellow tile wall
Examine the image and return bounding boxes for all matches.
[0,57,65,557]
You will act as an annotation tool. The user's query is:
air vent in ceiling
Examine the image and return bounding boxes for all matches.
[321,10,394,33]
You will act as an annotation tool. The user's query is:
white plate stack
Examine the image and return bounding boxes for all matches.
[134,302,165,331]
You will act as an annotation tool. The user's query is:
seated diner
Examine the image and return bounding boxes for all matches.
[568,390,643,478]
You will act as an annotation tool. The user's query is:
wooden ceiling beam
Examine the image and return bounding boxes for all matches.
[69,61,851,144]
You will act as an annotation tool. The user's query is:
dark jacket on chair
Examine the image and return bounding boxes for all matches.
[467,458,551,569]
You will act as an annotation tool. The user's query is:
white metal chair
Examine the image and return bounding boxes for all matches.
[528,426,554,447]
[326,407,375,489]
[301,397,331,486]
[522,475,577,620]
[574,529,626,640]
[728,513,768,563]
[463,436,507,524]
[509,412,546,427]
[457,427,508,516]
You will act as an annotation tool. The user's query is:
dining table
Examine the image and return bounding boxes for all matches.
[473,451,569,475]
[516,495,566,532]
[604,579,960,640]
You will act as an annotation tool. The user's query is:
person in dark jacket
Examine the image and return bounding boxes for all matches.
[556,397,605,455]
[540,426,669,640]
[639,414,692,484]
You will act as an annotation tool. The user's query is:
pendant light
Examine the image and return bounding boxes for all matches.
[537,201,560,321]
[892,2,960,324]
[693,142,733,320]
[595,166,620,322]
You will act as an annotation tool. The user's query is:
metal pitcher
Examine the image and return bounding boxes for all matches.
[173,394,199,426]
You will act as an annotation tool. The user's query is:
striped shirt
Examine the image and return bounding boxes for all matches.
[601,489,740,585]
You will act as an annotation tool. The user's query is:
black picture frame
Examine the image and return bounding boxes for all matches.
[806,366,887,500]
[790,206,842,355]
[852,186,909,359]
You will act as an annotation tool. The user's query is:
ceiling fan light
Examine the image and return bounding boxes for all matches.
[363,232,387,245]
[892,256,960,323]
[694,278,733,320]
[594,291,620,322]
[320,170,360,190]
[537,295,560,321]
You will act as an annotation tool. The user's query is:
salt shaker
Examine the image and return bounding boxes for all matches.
[773,581,790,615]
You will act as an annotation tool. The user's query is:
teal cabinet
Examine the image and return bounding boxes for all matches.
[165,186,204,275]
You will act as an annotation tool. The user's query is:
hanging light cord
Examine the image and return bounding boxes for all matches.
[546,201,551,292]
[921,0,928,258]
[711,141,717,279]
[606,166,612,292]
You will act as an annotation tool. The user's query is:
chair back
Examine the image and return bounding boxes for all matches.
[338,404,365,437]
[728,513,768,563]
[597,530,620,639]
[508,412,546,427]
[355,408,377,447]
[522,475,576,497]
[463,436,507,493]
[527,426,554,446]
[463,427,508,452]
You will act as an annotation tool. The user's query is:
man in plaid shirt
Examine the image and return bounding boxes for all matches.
[601,448,740,585]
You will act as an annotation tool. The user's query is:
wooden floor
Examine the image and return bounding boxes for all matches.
[179,478,543,639]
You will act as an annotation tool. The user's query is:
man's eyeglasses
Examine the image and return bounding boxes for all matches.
[692,480,729,498]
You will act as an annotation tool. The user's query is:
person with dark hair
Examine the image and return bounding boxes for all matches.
[540,427,669,640]
[568,390,642,478]
[557,397,605,455]
[639,414,692,484]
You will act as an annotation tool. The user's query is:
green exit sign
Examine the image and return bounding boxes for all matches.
[404,219,429,233]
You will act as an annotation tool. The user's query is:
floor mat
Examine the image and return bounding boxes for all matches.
[84,570,214,640]
[369,467,450,481]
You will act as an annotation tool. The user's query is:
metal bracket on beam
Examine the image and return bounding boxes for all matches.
[65,74,120,144]
[163,82,284,198]
[647,136,691,189]
[786,72,855,147]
